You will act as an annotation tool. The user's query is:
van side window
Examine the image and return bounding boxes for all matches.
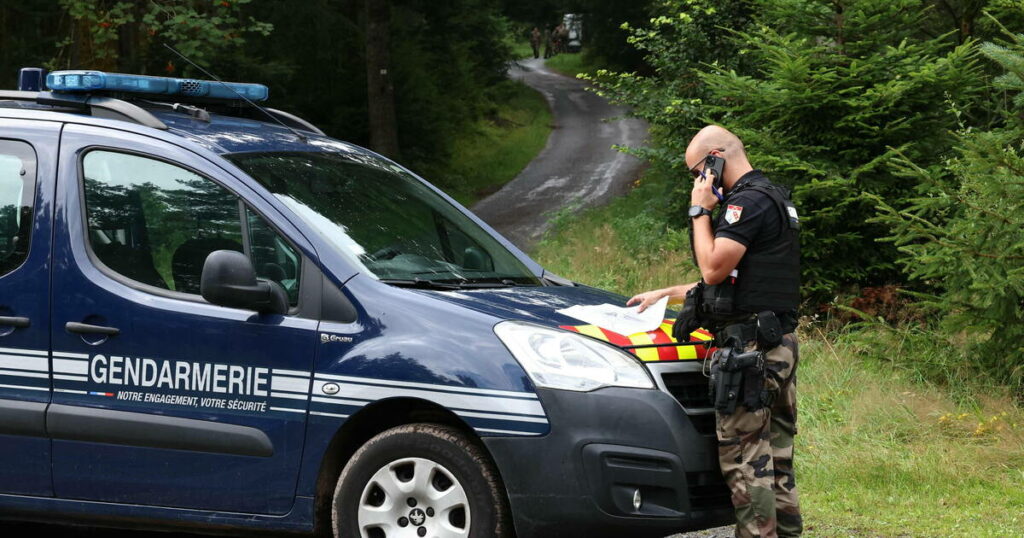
[246,207,301,306]
[82,151,244,294]
[0,141,37,277]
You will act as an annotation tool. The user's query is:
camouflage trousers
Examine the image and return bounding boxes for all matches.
[714,333,802,538]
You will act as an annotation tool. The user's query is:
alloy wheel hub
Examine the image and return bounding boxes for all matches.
[358,457,470,538]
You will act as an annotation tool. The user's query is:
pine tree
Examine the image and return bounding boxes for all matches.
[876,27,1024,389]
[702,0,986,301]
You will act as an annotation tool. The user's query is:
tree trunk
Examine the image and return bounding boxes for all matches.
[833,0,845,54]
[364,0,400,158]
[118,19,139,73]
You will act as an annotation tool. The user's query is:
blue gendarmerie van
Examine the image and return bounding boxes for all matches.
[0,69,734,538]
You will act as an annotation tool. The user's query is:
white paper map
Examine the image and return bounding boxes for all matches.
[556,296,668,336]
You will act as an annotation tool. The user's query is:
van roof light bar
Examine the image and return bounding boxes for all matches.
[18,68,46,91]
[46,70,269,102]
[161,43,308,143]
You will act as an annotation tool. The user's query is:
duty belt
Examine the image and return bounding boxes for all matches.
[712,310,797,350]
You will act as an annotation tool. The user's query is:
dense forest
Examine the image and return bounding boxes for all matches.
[0,0,645,187]
[1,0,508,176]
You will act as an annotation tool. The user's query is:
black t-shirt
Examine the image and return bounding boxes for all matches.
[713,170,781,251]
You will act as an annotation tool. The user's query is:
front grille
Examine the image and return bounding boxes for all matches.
[686,471,732,510]
[662,371,712,409]
[659,370,717,435]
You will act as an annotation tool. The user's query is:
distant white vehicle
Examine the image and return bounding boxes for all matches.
[563,13,583,52]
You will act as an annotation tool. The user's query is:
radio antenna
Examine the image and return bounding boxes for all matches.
[162,43,308,143]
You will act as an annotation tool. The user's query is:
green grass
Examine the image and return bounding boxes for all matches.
[437,80,552,206]
[534,169,1024,537]
[795,332,1024,537]
[544,52,603,79]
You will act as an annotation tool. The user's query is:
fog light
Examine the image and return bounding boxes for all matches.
[632,488,642,511]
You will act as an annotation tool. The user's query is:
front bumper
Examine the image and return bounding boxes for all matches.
[482,361,734,538]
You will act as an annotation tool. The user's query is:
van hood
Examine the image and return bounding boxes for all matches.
[413,285,649,329]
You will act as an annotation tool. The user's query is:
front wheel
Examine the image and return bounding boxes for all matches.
[332,423,513,538]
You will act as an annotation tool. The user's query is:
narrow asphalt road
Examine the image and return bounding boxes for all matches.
[472,57,649,251]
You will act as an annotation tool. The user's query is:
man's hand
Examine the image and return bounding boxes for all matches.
[627,283,698,312]
[626,289,667,313]
[691,170,720,211]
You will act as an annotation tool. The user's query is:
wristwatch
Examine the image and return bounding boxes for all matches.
[688,205,713,220]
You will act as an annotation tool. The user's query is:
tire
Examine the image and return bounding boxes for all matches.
[332,423,513,538]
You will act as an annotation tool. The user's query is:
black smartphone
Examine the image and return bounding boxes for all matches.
[702,154,726,200]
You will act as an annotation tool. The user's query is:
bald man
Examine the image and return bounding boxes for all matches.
[628,126,803,538]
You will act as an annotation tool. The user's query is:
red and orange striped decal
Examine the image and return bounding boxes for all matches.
[559,319,714,361]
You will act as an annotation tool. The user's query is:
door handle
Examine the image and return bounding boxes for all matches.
[0,316,30,328]
[65,322,120,336]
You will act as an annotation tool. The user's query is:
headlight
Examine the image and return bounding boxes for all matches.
[494,321,655,392]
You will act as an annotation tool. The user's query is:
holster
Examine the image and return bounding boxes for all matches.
[708,346,764,415]
[708,321,768,415]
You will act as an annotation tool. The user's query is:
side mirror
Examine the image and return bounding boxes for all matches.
[201,250,288,315]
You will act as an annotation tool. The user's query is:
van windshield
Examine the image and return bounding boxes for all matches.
[227,151,541,287]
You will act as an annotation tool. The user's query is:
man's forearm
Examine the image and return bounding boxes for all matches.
[665,282,699,304]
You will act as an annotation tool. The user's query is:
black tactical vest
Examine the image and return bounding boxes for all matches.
[695,177,801,317]
[729,180,801,313]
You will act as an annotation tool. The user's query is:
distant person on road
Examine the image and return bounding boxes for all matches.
[530,27,541,59]
[628,126,804,538]
[552,23,566,54]
[556,23,570,54]
[543,27,553,59]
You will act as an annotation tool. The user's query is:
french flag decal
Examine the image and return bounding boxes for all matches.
[89,391,115,397]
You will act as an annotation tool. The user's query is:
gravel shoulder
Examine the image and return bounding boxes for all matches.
[667,526,735,537]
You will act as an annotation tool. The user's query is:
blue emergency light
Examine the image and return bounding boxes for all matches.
[18,68,47,91]
[45,70,269,102]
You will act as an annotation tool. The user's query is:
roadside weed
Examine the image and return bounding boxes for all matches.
[435,80,552,205]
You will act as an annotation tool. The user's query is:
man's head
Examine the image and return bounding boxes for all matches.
[685,125,753,192]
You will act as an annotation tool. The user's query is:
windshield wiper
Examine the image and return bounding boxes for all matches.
[454,277,538,288]
[379,278,465,290]
[380,277,524,290]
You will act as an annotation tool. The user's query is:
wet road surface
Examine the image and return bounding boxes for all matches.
[669,527,735,538]
[472,57,649,251]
